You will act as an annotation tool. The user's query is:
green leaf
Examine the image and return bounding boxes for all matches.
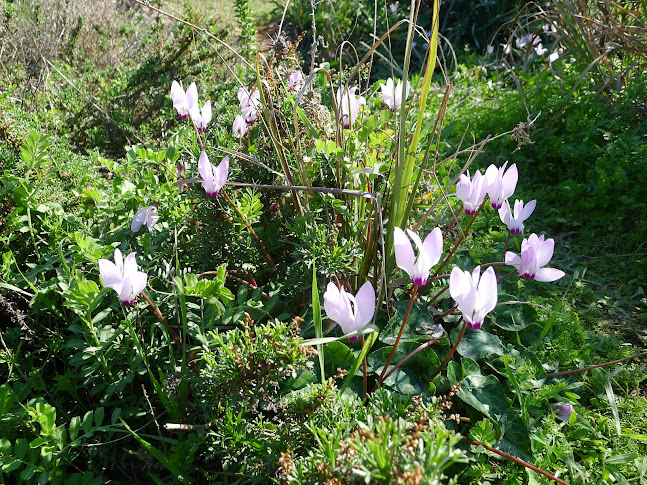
[454,328,505,361]
[491,306,536,332]
[94,407,104,427]
[323,341,357,378]
[379,300,435,345]
[69,416,81,441]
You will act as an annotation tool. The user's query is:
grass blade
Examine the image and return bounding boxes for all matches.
[312,262,325,382]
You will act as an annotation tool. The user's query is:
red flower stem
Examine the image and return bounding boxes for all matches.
[432,197,489,279]
[376,286,419,386]
[497,232,511,278]
[382,339,440,382]
[498,269,517,283]
[427,285,449,306]
[434,304,458,321]
[221,188,276,270]
[142,292,200,376]
[443,205,463,239]
[428,318,466,381]
[361,334,368,400]
[461,437,571,485]
[546,350,647,378]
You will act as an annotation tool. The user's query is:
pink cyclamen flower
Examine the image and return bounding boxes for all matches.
[189,100,212,132]
[170,81,198,119]
[485,162,518,209]
[456,170,488,215]
[552,402,576,422]
[449,266,498,330]
[233,115,248,138]
[99,248,148,306]
[238,87,261,124]
[323,281,375,340]
[381,78,411,112]
[336,86,366,129]
[389,3,397,13]
[486,44,494,55]
[516,34,541,49]
[505,233,565,282]
[394,227,443,286]
[198,151,228,197]
[498,199,536,234]
[288,71,305,92]
[131,205,160,232]
[535,43,547,56]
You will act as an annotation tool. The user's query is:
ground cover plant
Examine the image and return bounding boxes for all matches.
[1,0,646,483]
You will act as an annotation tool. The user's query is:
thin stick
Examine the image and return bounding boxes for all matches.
[432,197,489,279]
[497,232,511,278]
[382,339,439,382]
[141,292,200,376]
[546,350,647,378]
[221,188,276,270]
[428,318,465,381]
[377,286,419,386]
[461,437,571,485]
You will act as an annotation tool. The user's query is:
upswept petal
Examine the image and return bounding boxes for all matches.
[534,267,565,282]
[131,207,148,232]
[198,151,212,181]
[186,82,198,110]
[354,281,376,328]
[99,259,123,291]
[535,237,554,268]
[146,207,160,229]
[422,228,443,268]
[214,156,229,188]
[394,227,416,278]
[478,267,498,314]
[501,163,518,198]
[449,267,471,300]
[521,199,537,219]
[505,251,521,267]
[202,101,212,126]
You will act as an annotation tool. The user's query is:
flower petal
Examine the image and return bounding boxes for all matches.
[394,227,415,279]
[131,207,148,232]
[99,259,123,291]
[186,82,198,110]
[534,267,565,282]
[354,281,375,327]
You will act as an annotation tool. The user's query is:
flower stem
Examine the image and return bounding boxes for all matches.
[546,350,647,378]
[433,197,488,279]
[382,339,439,382]
[376,286,419,386]
[428,318,465,381]
[142,292,199,376]
[443,204,463,239]
[498,269,517,283]
[461,437,571,485]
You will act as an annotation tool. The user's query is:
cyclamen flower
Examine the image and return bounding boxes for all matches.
[323,281,375,339]
[456,170,488,215]
[170,80,196,118]
[552,402,576,423]
[336,86,366,129]
[394,227,443,286]
[535,43,547,56]
[198,151,228,197]
[485,162,518,209]
[189,100,212,132]
[233,115,248,138]
[498,199,536,234]
[516,34,541,49]
[288,71,305,92]
[389,3,397,13]
[449,266,498,330]
[505,233,565,282]
[238,87,261,124]
[131,205,160,232]
[99,248,147,306]
[486,44,494,55]
[381,78,410,112]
